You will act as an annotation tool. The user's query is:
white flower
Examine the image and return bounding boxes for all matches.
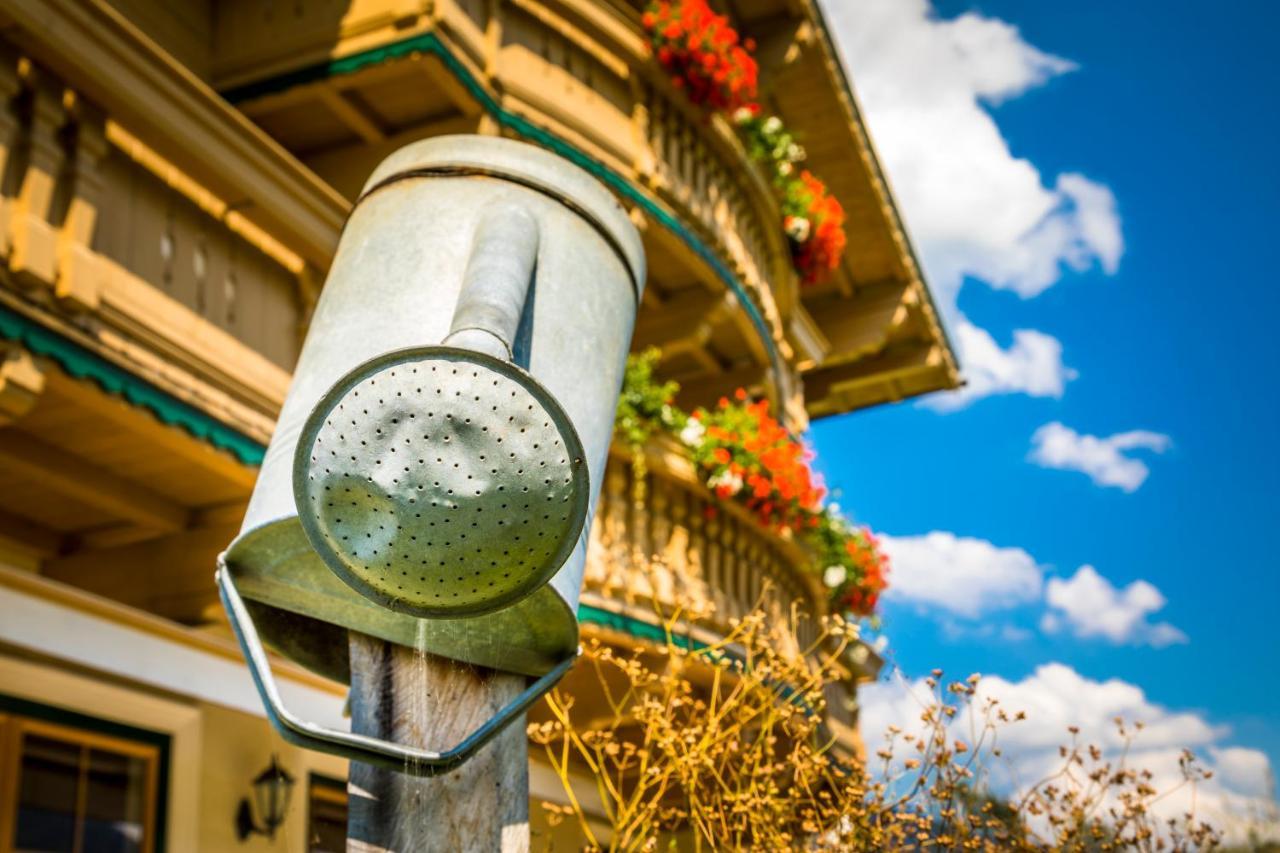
[708,469,743,495]
[786,143,805,162]
[785,216,811,242]
[732,107,754,124]
[823,565,848,588]
[679,419,705,447]
[778,161,793,176]
[763,116,783,135]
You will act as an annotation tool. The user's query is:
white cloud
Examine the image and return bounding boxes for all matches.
[821,0,1124,406]
[1030,422,1171,491]
[879,531,1042,617]
[927,321,1077,410]
[861,664,1279,845]
[1043,565,1187,647]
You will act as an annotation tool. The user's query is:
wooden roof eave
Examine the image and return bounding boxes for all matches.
[742,0,961,416]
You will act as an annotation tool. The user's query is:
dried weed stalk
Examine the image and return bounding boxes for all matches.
[530,601,1220,851]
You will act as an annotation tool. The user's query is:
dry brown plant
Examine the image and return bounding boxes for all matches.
[529,600,1222,851]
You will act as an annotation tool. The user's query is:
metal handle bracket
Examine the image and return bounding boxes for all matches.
[216,555,578,776]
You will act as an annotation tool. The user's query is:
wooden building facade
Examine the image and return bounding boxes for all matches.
[0,0,957,848]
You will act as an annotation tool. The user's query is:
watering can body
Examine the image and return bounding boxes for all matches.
[222,136,644,687]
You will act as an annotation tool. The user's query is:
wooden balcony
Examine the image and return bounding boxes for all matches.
[583,438,825,657]
[203,0,807,418]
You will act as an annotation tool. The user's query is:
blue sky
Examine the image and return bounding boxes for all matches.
[813,0,1279,833]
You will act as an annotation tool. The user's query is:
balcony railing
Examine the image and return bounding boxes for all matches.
[583,438,824,655]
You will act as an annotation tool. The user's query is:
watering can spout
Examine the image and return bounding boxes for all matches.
[443,203,540,362]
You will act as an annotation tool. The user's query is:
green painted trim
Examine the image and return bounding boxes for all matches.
[0,692,171,852]
[577,602,698,651]
[575,603,819,718]
[0,302,266,466]
[221,32,786,389]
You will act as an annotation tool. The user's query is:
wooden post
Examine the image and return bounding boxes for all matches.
[346,632,530,853]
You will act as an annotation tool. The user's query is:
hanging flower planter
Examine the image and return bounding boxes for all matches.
[614,350,889,618]
[686,389,825,534]
[642,0,758,113]
[782,170,847,285]
[643,4,847,285]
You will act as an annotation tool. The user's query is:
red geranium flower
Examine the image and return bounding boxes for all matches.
[643,0,758,113]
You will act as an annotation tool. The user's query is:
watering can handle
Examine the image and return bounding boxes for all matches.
[215,556,578,776]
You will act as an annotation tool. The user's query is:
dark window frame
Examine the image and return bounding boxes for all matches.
[0,694,170,853]
[306,772,347,852]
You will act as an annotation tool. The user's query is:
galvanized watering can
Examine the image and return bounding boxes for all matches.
[216,136,644,773]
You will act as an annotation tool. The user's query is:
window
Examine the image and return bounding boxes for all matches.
[306,775,347,853]
[0,705,164,853]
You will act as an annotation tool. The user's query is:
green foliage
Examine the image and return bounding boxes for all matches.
[733,108,807,190]
[614,347,686,451]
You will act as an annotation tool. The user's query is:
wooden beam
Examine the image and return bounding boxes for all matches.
[75,523,163,550]
[42,521,238,620]
[805,279,913,367]
[0,432,188,531]
[632,289,730,350]
[803,341,943,413]
[741,14,807,84]
[415,53,484,118]
[0,346,46,426]
[0,507,62,557]
[317,86,387,144]
[674,362,769,410]
[43,370,259,491]
[82,498,245,556]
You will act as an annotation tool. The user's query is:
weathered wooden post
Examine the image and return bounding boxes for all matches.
[215,136,644,850]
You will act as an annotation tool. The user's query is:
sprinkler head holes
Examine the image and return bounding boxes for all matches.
[294,347,589,618]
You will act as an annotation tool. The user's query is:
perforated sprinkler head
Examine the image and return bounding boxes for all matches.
[294,347,588,618]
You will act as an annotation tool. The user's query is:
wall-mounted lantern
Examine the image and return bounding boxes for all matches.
[216,135,645,774]
[235,755,296,841]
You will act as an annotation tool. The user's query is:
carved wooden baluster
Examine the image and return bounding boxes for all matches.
[680,121,695,207]
[802,571,822,650]
[0,48,22,258]
[686,487,710,619]
[631,79,656,181]
[647,89,665,189]
[10,65,66,287]
[584,462,609,588]
[596,459,630,596]
[648,476,674,608]
[667,483,704,615]
[760,546,793,655]
[667,111,682,201]
[720,513,741,627]
[698,142,713,228]
[782,567,806,658]
[703,505,725,626]
[690,136,707,223]
[744,537,764,624]
[56,97,106,311]
[696,129,706,224]
[659,97,676,195]
[628,462,654,605]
